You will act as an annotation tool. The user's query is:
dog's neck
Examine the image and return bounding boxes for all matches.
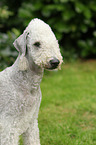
[10,56,44,90]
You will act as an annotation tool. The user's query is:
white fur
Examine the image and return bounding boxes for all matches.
[0,18,63,145]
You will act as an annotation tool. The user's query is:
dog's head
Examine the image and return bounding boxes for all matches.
[13,18,63,71]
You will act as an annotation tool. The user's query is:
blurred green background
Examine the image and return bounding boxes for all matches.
[0,0,96,145]
[0,0,96,69]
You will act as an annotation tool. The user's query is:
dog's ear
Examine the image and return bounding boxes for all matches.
[13,32,28,55]
[13,32,29,71]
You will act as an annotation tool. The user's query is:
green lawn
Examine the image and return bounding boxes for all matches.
[20,61,96,145]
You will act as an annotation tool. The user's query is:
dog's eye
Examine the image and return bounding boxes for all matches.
[33,42,41,47]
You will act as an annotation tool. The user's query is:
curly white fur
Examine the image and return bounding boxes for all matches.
[0,18,63,145]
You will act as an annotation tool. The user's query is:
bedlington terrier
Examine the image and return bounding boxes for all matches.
[0,18,63,145]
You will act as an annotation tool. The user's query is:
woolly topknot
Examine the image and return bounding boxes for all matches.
[24,18,52,36]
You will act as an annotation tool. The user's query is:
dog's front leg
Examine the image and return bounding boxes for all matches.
[0,127,19,145]
[22,119,40,145]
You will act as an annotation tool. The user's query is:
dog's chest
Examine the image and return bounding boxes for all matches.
[13,88,41,134]
[13,86,41,116]
[17,95,41,134]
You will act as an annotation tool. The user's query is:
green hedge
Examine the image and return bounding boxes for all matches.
[0,32,18,69]
[17,0,96,59]
[1,0,96,68]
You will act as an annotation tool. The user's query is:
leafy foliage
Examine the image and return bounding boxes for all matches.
[0,0,96,68]
[17,0,96,59]
[0,30,20,69]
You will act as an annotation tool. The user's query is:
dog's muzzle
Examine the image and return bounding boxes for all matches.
[49,58,60,69]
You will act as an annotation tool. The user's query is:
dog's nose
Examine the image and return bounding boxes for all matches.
[50,58,60,69]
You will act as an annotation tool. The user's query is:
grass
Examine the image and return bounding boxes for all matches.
[20,60,96,145]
